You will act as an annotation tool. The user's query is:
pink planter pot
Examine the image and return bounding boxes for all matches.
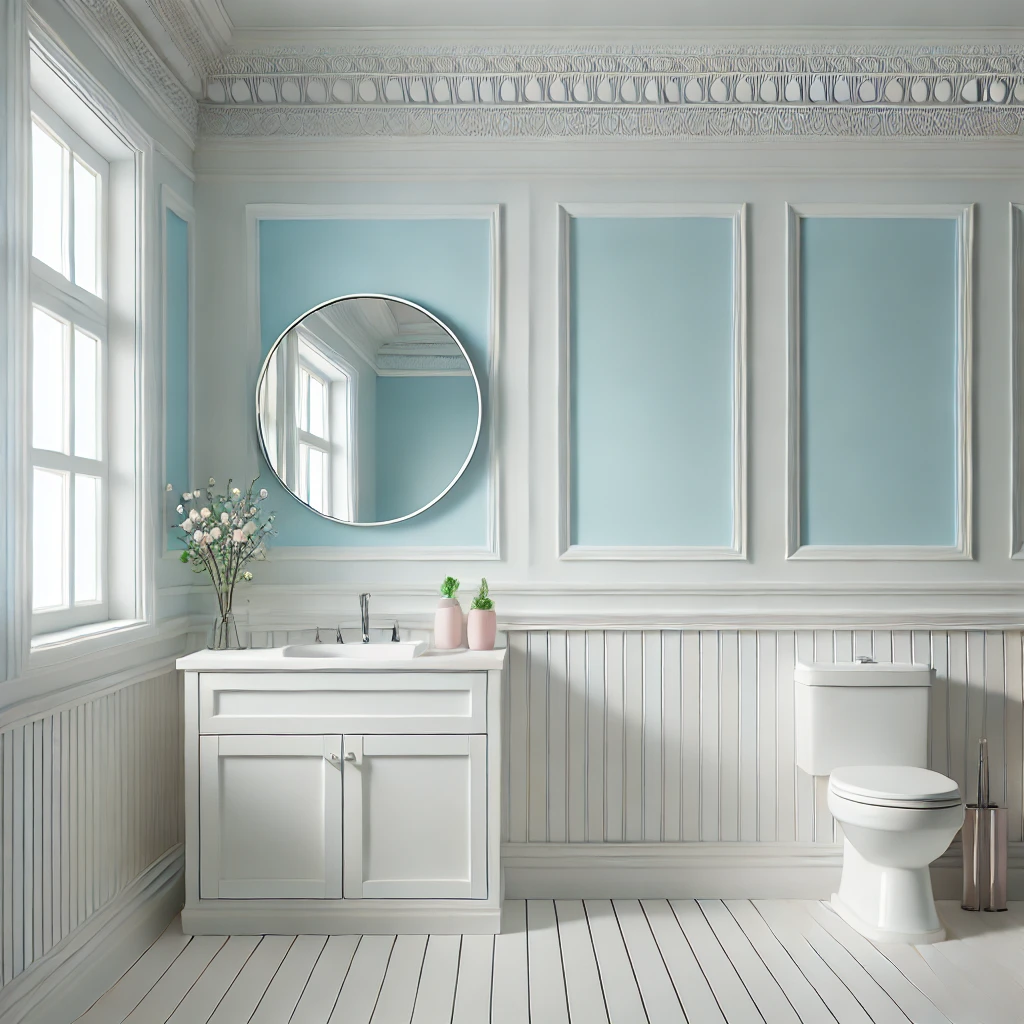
[434,599,464,650]
[467,609,497,651]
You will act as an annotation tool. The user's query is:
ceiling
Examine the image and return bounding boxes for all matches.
[219,0,1024,31]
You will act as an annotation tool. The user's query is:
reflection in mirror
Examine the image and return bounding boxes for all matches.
[257,295,481,526]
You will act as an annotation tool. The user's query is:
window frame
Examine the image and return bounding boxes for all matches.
[29,97,112,635]
[16,35,154,666]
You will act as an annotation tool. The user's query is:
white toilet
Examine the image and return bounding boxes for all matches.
[795,662,964,944]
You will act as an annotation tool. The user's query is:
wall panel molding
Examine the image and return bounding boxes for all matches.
[1013,203,1024,558]
[785,202,973,560]
[245,202,502,560]
[556,202,747,561]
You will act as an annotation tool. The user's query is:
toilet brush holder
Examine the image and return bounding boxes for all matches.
[962,737,1007,911]
[962,805,1008,911]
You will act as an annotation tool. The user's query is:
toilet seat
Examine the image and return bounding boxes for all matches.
[829,765,961,810]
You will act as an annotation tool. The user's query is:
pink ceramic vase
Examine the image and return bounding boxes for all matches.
[467,609,497,651]
[434,598,464,650]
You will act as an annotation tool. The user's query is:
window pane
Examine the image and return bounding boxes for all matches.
[308,447,327,514]
[308,375,326,437]
[298,441,309,501]
[74,329,100,459]
[31,121,67,276]
[33,467,68,611]
[73,158,99,294]
[32,307,67,453]
[298,368,309,431]
[74,475,101,603]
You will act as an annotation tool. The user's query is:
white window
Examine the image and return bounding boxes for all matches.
[297,361,331,515]
[29,103,110,633]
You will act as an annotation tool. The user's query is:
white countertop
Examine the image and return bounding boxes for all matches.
[176,646,507,672]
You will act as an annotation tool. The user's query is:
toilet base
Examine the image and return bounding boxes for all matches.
[830,893,946,945]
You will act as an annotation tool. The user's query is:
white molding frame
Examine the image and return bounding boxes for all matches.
[160,183,196,553]
[785,201,974,561]
[0,846,183,1024]
[244,202,501,561]
[500,841,1024,901]
[1013,203,1024,559]
[556,202,747,562]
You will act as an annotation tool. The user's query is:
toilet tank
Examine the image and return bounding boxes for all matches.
[794,662,931,775]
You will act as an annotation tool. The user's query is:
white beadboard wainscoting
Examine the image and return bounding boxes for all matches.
[245,624,1024,898]
[0,669,185,1024]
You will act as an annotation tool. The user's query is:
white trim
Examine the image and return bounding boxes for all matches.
[160,184,196,548]
[500,841,1024,901]
[785,202,974,561]
[245,202,501,558]
[1013,203,1024,558]
[0,846,183,1024]
[556,202,747,561]
[262,544,500,562]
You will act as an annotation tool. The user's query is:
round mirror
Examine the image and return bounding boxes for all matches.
[256,294,482,525]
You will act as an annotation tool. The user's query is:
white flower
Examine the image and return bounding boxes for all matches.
[209,477,216,486]
[242,571,253,581]
[189,509,200,522]
[210,526,222,540]
[193,529,203,542]
[243,521,257,536]
[249,506,257,515]
[176,504,184,514]
[193,485,201,495]
[220,512,229,524]
[259,488,268,499]
[180,520,191,531]
[201,533,211,545]
[200,508,211,519]
[232,487,241,497]
[182,492,192,501]
[232,528,245,544]
[165,483,173,492]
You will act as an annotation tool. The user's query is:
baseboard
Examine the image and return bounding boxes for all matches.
[1,846,184,1024]
[502,841,1024,901]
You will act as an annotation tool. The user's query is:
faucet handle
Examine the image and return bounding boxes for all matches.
[336,626,344,644]
[314,627,322,643]
[391,621,400,642]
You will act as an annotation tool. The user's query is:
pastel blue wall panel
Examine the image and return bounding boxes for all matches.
[569,215,736,548]
[799,216,958,547]
[165,209,190,492]
[375,375,479,522]
[258,217,491,547]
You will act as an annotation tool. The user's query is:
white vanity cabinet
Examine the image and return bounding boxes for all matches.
[178,648,505,935]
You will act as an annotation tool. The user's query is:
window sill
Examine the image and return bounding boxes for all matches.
[30,617,152,664]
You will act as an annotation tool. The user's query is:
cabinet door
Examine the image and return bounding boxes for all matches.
[199,734,342,899]
[343,734,487,899]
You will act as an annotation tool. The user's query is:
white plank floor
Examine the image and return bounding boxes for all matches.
[73,900,1024,1024]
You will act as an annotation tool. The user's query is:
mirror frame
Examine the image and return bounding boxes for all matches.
[255,293,484,527]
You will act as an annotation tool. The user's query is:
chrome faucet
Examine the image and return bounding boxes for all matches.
[359,593,371,643]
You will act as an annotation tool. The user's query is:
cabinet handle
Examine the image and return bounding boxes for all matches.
[343,752,357,762]
[325,753,342,770]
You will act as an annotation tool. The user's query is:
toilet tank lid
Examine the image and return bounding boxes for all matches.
[795,662,931,687]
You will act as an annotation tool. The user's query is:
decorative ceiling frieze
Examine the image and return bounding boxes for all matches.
[37,5,1024,142]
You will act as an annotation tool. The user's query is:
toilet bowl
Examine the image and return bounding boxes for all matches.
[828,765,963,944]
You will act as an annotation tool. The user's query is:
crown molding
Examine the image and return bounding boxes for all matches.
[197,42,1024,139]
[52,0,198,143]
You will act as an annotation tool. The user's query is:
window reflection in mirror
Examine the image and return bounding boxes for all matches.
[257,295,481,526]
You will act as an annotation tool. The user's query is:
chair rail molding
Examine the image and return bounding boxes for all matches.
[196,42,1024,139]
[244,202,502,561]
[785,202,974,562]
[555,202,747,562]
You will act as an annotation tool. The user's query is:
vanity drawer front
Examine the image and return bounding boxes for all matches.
[198,671,486,734]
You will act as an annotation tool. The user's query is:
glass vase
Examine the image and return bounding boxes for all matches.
[208,611,246,650]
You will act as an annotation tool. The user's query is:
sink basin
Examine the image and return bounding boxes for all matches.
[281,641,427,660]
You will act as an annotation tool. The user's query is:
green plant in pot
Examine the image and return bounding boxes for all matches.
[468,578,497,651]
[435,575,463,649]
